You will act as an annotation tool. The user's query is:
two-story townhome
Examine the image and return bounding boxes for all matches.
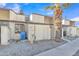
[62,20,77,38]
[0,8,27,45]
[28,13,55,43]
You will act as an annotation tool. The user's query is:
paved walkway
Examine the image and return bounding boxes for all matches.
[36,38,79,56]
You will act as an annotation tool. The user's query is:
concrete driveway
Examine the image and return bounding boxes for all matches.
[0,40,66,56]
[36,38,79,56]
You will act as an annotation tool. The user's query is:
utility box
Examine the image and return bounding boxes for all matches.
[20,32,26,40]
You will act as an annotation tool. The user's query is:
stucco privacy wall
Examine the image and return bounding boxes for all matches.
[62,20,76,37]
[9,10,26,39]
[1,26,9,45]
[0,9,27,40]
[9,10,16,39]
[30,14,44,23]
[67,27,77,37]
[9,10,16,20]
[63,26,76,37]
[76,29,79,36]
[9,22,15,40]
[25,24,28,33]
[16,15,26,21]
[62,20,70,25]
[0,9,10,45]
[0,9,9,20]
[44,16,53,24]
[0,9,17,40]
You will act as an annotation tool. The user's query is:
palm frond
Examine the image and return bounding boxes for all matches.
[62,3,71,8]
[44,6,55,10]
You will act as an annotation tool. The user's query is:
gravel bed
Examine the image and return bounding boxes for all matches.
[0,40,67,56]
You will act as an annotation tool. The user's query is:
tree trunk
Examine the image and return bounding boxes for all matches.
[54,17,62,42]
[53,4,62,42]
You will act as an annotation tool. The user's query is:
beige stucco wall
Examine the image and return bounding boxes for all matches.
[30,14,44,23]
[62,20,70,25]
[30,14,53,24]
[9,11,16,40]
[71,27,77,36]
[44,16,50,24]
[9,22,15,39]
[0,9,27,41]
[9,11,26,40]
[44,16,53,24]
[64,26,77,37]
[16,15,26,21]
[9,10,17,20]
[76,29,79,36]
[70,21,75,26]
[1,26,9,45]
[25,24,28,32]
[0,9,27,21]
[0,9,9,20]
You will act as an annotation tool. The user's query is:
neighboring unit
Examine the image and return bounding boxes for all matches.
[0,8,27,45]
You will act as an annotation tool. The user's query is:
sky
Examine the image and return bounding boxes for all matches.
[0,3,79,19]
[0,3,79,26]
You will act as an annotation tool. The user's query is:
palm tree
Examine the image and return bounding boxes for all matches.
[45,3,71,42]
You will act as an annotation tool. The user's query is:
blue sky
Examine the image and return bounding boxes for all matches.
[0,3,79,27]
[0,3,79,19]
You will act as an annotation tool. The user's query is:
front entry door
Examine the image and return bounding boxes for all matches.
[63,31,66,36]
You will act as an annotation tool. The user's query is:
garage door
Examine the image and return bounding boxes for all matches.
[28,24,51,41]
[35,25,51,41]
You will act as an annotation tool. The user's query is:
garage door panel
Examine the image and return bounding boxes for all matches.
[35,25,43,40]
[28,24,35,41]
[35,25,51,40]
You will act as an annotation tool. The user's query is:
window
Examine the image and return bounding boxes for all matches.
[15,24,25,32]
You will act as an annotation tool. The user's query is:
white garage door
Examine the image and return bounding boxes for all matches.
[28,24,51,41]
[35,25,51,41]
